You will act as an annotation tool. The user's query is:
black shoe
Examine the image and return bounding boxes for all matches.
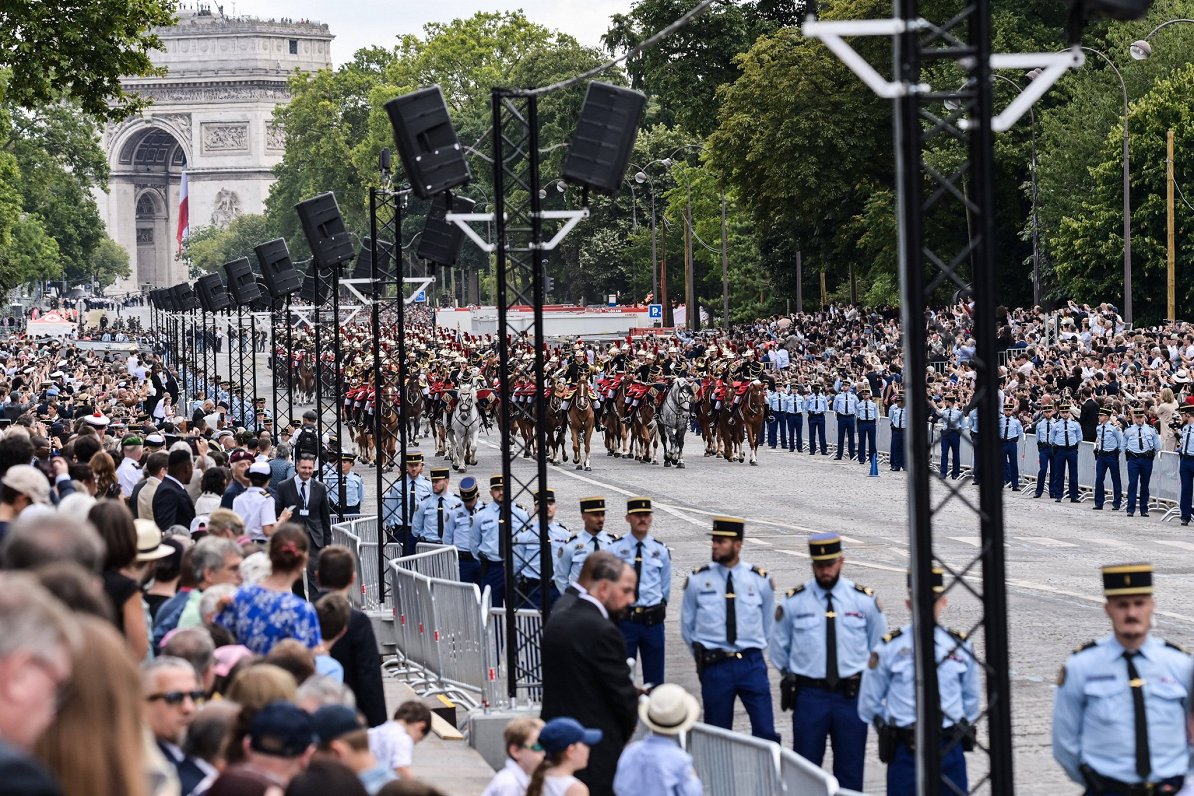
[1111,505,1121,511]
[1141,512,1150,517]
[1070,499,1082,503]
[1183,520,1190,526]
[1092,506,1103,511]
[1127,511,1135,517]
[1055,498,1061,502]
[1011,486,1021,492]
[834,456,842,460]
[1032,493,1042,499]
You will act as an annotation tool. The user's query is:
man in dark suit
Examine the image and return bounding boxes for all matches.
[275,453,331,587]
[1079,387,1100,442]
[153,450,195,532]
[316,545,387,726]
[541,551,639,796]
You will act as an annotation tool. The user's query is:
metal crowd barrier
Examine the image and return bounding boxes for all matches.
[685,723,788,795]
[483,607,545,708]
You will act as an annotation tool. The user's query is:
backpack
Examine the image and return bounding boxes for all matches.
[295,425,319,456]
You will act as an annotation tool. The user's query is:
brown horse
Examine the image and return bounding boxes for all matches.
[568,377,595,471]
[603,381,628,458]
[630,387,660,465]
[717,387,745,463]
[296,360,317,405]
[740,381,767,466]
[403,377,424,443]
[544,386,569,465]
[697,385,719,457]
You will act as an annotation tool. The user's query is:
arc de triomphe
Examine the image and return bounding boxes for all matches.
[96,10,332,294]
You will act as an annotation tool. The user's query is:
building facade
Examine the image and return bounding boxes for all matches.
[97,9,332,294]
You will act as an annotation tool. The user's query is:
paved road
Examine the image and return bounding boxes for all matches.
[275,362,1193,794]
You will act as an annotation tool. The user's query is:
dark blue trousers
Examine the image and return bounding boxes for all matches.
[887,739,967,796]
[480,557,504,607]
[835,415,856,459]
[775,410,788,447]
[787,413,802,451]
[1035,446,1055,497]
[940,431,961,478]
[698,649,779,741]
[1001,439,1020,487]
[808,414,827,454]
[857,420,877,463]
[790,687,866,791]
[1126,456,1153,513]
[459,557,480,585]
[1093,453,1122,508]
[766,413,780,447]
[890,429,905,470]
[1051,448,1079,500]
[618,620,665,687]
[1180,457,1194,521]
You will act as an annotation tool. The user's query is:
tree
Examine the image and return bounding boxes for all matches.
[88,237,131,289]
[182,215,283,277]
[0,0,175,122]
[0,212,59,291]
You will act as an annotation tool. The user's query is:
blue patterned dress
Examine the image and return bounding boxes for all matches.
[214,583,321,654]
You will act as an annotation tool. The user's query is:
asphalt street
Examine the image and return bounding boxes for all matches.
[273,358,1193,794]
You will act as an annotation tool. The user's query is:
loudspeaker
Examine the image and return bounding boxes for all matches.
[295,192,356,269]
[224,258,262,307]
[195,272,232,313]
[351,238,396,295]
[251,277,274,311]
[174,282,201,312]
[385,86,472,200]
[158,289,175,312]
[563,82,647,195]
[417,195,476,266]
[255,238,303,298]
[148,290,161,310]
[299,265,332,306]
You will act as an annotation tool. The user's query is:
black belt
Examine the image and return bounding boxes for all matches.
[1096,450,1121,457]
[516,577,541,590]
[1126,451,1156,460]
[626,604,666,625]
[458,551,477,562]
[892,426,905,432]
[1181,454,1194,461]
[1038,443,1054,450]
[1055,445,1078,451]
[1080,765,1183,795]
[693,645,761,667]
[808,411,824,416]
[837,413,855,418]
[794,672,862,697]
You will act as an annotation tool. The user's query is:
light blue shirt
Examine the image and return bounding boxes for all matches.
[1035,416,1057,443]
[609,533,672,608]
[833,392,858,415]
[769,578,887,678]
[936,407,964,432]
[1095,422,1125,454]
[554,529,618,594]
[680,561,775,653]
[1124,422,1161,454]
[412,491,465,542]
[381,475,433,528]
[766,390,781,411]
[857,399,878,421]
[858,624,981,729]
[446,500,482,553]
[473,500,532,562]
[807,393,828,413]
[966,408,979,435]
[889,405,907,430]
[323,468,364,509]
[1052,634,1192,785]
[613,734,703,796]
[997,415,1024,442]
[1048,418,1083,448]
[1181,424,1194,456]
[512,517,571,580]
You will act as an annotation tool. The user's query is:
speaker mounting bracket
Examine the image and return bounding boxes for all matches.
[448,208,588,254]
[338,276,436,306]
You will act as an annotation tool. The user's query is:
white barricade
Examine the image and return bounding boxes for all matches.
[779,747,841,796]
[483,607,545,707]
[405,544,461,582]
[359,542,402,612]
[687,723,784,796]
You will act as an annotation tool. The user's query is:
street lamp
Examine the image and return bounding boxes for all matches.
[1030,44,1133,324]
[1130,18,1194,59]
[630,159,671,314]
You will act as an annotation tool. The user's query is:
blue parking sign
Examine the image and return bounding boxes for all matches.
[648,303,663,319]
[414,290,426,303]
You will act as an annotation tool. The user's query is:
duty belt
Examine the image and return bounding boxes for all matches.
[1080,765,1183,796]
[1056,445,1079,451]
[1126,451,1156,460]
[795,672,861,697]
[626,604,666,625]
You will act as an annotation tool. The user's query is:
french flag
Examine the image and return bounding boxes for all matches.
[176,167,189,253]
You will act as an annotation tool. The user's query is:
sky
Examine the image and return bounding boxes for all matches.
[224,0,635,65]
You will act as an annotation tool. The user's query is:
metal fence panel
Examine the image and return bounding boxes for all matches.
[426,578,488,703]
[360,542,401,612]
[483,607,544,707]
[778,747,839,796]
[686,723,782,796]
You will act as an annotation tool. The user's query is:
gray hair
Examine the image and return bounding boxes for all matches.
[161,627,215,677]
[274,442,290,459]
[0,512,105,573]
[198,583,237,622]
[140,655,199,690]
[295,675,357,712]
[190,537,241,584]
[0,572,78,661]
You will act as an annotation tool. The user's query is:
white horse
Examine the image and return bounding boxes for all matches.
[659,377,694,468]
[448,382,481,472]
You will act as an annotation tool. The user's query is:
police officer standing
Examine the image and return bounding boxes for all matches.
[381,451,433,554]
[680,516,779,741]
[1050,401,1084,503]
[933,393,964,479]
[413,467,464,545]
[998,401,1024,490]
[766,384,782,449]
[324,450,364,516]
[1092,406,1125,511]
[888,391,907,471]
[857,567,980,796]
[856,386,879,465]
[807,384,829,455]
[1052,564,1192,794]
[511,488,570,609]
[832,383,858,461]
[784,383,803,453]
[554,497,617,595]
[1177,405,1194,526]
[472,474,531,607]
[446,476,481,583]
[1034,400,1058,499]
[770,533,886,791]
[1124,406,1161,517]
[610,497,672,687]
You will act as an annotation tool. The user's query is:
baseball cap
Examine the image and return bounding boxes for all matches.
[538,717,602,754]
[303,410,317,421]
[229,449,254,464]
[1,465,49,505]
[248,702,317,758]
[310,705,364,745]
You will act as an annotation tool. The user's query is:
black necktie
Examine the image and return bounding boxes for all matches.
[724,571,737,645]
[591,535,600,552]
[825,592,839,688]
[300,480,308,508]
[634,541,643,602]
[1124,651,1151,781]
[437,497,444,540]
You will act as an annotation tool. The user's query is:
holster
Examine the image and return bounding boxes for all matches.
[954,719,977,752]
[780,673,798,712]
[875,719,896,764]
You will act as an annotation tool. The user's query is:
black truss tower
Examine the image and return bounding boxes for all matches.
[492,89,553,701]
[270,296,296,449]
[895,0,1013,792]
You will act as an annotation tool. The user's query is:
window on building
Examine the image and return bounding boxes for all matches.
[289,39,298,54]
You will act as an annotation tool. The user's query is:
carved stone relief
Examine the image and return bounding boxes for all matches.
[210,189,242,228]
[202,122,249,152]
[266,123,285,151]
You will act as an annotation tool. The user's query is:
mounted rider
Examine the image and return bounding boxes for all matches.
[555,347,599,413]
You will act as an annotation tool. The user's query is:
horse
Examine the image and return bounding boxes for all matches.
[696,383,720,457]
[447,383,481,472]
[545,384,569,465]
[631,386,660,465]
[567,377,596,471]
[296,360,317,405]
[740,380,767,466]
[377,389,401,471]
[602,380,629,458]
[717,386,746,463]
[403,377,424,442]
[659,377,695,468]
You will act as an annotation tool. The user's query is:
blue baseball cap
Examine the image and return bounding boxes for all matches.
[538,717,602,754]
[248,702,316,758]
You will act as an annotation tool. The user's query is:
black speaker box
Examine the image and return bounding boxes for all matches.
[195,272,232,313]
[174,282,200,312]
[563,82,647,195]
[255,238,304,298]
[385,86,472,200]
[224,258,262,307]
[251,277,275,311]
[295,193,356,269]
[351,238,396,295]
[299,266,332,306]
[417,195,476,266]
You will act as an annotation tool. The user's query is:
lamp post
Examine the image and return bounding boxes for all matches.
[633,159,671,314]
[1033,45,1132,323]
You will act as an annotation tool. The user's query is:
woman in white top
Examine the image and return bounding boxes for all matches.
[527,717,601,796]
[232,462,291,541]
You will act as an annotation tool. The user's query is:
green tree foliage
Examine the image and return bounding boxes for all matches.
[182,215,283,277]
[87,237,131,289]
[0,211,59,290]
[0,0,175,122]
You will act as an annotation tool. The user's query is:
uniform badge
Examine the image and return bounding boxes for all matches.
[557,548,564,558]
[775,605,784,621]
[868,651,879,670]
[1056,665,1066,686]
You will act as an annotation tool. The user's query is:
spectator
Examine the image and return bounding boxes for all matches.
[214,525,321,655]
[184,701,240,784]
[142,656,210,796]
[295,676,357,714]
[311,704,395,793]
[369,701,432,780]
[526,717,603,796]
[612,684,702,796]
[270,443,295,488]
[316,545,386,726]
[90,451,122,499]
[313,592,350,683]
[144,536,186,620]
[34,615,148,796]
[265,639,317,685]
[153,537,242,651]
[221,449,254,509]
[234,462,292,542]
[207,702,315,795]
[195,467,228,516]
[286,759,367,796]
[480,717,545,796]
[0,510,103,572]
[133,450,169,521]
[154,449,196,532]
[0,464,51,540]
[161,627,217,695]
[207,507,245,541]
[91,500,152,660]
[32,561,112,620]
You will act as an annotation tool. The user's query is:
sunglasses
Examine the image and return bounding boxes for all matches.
[147,690,206,706]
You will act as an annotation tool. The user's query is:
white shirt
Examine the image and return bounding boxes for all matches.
[369,721,414,771]
[232,487,277,541]
[116,456,141,497]
[481,759,530,796]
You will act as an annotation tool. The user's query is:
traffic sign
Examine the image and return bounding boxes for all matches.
[414,290,426,303]
[648,303,663,319]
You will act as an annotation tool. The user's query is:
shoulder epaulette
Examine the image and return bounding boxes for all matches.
[784,584,806,599]
[947,627,968,642]
[853,583,876,597]
[692,563,712,575]
[1164,639,1191,655]
[566,534,578,543]
[751,565,768,578]
[882,627,904,644]
[1072,640,1098,655]
[558,523,568,531]
[609,533,622,542]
